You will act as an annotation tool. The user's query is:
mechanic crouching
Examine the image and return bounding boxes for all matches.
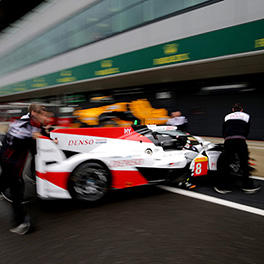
[0,103,47,235]
[214,103,261,194]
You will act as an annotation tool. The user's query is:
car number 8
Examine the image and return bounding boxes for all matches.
[195,163,202,175]
[193,159,208,177]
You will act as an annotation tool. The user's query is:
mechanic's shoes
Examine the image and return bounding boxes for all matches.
[213,186,232,194]
[10,221,31,235]
[178,181,196,190]
[241,184,261,194]
[214,183,261,194]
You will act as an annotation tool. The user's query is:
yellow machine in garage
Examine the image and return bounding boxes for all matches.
[73,98,169,127]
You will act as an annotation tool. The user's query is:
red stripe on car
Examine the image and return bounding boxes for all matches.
[52,127,152,143]
[111,170,148,189]
[36,171,70,189]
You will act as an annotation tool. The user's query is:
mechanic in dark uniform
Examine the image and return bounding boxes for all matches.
[214,103,261,194]
[0,103,46,235]
[29,110,55,177]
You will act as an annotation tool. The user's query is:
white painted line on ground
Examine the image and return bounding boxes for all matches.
[251,176,264,181]
[159,185,264,217]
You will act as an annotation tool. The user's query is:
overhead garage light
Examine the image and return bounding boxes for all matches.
[156,91,171,99]
[239,88,256,92]
[201,84,247,91]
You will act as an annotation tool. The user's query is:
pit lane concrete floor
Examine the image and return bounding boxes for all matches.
[0,131,263,263]
[0,184,264,264]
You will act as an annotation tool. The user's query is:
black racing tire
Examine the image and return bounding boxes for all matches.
[68,162,111,203]
[217,152,243,177]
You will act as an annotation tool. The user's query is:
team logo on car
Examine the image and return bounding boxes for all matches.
[68,139,95,146]
[124,128,132,134]
[111,159,144,167]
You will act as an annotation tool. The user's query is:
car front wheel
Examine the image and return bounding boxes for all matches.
[68,162,110,203]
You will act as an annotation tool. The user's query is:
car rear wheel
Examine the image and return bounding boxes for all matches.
[68,162,110,202]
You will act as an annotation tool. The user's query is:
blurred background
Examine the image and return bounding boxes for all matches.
[0,0,263,139]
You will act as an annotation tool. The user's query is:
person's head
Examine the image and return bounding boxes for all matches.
[28,103,47,125]
[43,111,55,126]
[172,111,182,118]
[232,103,243,112]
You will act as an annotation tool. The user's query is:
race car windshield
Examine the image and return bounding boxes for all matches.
[157,130,200,146]
[158,130,188,137]
[143,131,185,150]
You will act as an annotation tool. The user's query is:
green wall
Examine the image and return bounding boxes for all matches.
[1,18,264,96]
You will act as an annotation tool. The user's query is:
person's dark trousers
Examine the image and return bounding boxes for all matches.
[29,140,37,179]
[221,138,251,188]
[1,148,28,226]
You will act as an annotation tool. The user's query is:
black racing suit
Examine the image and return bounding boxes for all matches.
[0,114,40,226]
[219,111,252,188]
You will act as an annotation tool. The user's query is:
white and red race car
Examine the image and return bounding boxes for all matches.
[35,125,223,202]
